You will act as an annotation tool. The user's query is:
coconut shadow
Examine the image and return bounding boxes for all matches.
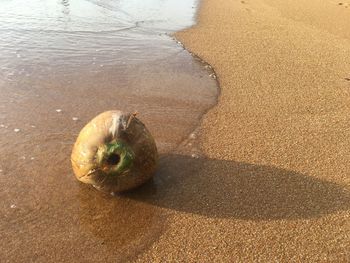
[124,154,350,220]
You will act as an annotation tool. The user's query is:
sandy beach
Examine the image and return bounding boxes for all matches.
[135,0,350,261]
[1,0,350,261]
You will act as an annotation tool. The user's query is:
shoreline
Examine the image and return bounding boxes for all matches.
[172,0,220,158]
[137,0,350,260]
[171,0,222,156]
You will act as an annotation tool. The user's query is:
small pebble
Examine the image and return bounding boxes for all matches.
[56,109,62,113]
[191,153,199,159]
[0,169,3,173]
[14,128,20,133]
[30,157,35,160]
[0,124,5,128]
[20,156,26,160]
[189,133,197,139]
[10,204,16,209]
[72,117,79,121]
[31,125,36,128]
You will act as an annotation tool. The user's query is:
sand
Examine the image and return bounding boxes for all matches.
[135,0,350,261]
[2,0,349,261]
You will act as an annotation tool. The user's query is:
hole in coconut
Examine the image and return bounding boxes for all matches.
[106,153,121,166]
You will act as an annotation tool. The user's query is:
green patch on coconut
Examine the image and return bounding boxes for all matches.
[96,140,135,176]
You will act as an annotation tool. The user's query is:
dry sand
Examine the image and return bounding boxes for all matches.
[136,0,350,261]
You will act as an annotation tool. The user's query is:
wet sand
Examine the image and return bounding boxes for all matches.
[0,1,218,262]
[134,0,350,261]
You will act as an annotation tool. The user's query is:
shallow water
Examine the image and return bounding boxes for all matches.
[0,0,217,261]
[0,0,217,152]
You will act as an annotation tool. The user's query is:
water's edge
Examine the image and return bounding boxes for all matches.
[171,0,221,156]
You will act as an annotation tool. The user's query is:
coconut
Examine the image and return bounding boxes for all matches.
[71,110,158,193]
